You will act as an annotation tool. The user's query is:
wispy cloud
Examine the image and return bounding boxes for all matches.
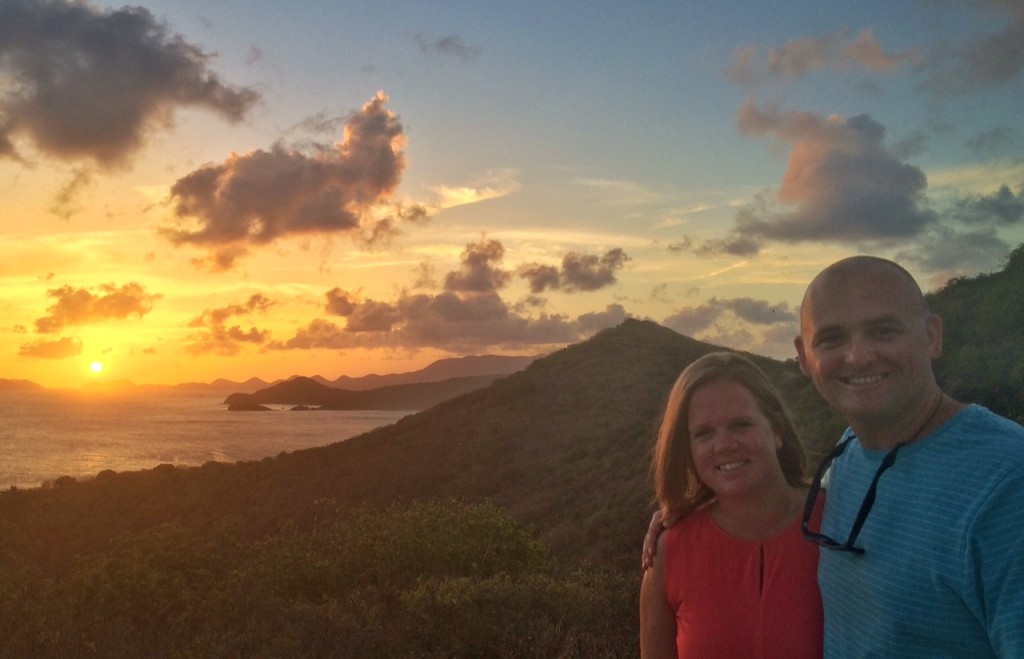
[433,170,520,209]
[412,33,481,61]
[726,29,921,85]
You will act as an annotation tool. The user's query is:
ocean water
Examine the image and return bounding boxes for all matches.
[0,389,410,490]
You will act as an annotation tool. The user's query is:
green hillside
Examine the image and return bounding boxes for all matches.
[930,243,1024,422]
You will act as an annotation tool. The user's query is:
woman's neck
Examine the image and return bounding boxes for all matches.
[711,484,804,542]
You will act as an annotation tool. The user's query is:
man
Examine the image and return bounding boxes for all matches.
[643,255,1024,657]
[794,256,1024,657]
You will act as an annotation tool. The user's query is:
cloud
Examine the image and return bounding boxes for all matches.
[694,101,937,255]
[49,167,95,220]
[161,92,421,269]
[184,293,273,355]
[433,170,520,209]
[412,33,481,61]
[952,0,1024,86]
[894,225,1010,282]
[279,242,632,353]
[574,304,629,333]
[571,177,666,206]
[519,248,630,293]
[663,297,796,337]
[34,282,161,333]
[965,126,1016,157]
[282,290,588,352]
[726,29,920,85]
[663,297,799,358]
[443,238,511,293]
[18,336,83,359]
[0,0,258,166]
[951,183,1024,225]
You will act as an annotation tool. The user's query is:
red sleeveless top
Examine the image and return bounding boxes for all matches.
[663,501,824,659]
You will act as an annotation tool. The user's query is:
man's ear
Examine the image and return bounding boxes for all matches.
[794,335,810,376]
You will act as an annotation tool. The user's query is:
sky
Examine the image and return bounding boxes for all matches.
[2,0,1023,388]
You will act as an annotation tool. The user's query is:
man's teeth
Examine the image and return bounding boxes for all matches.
[846,374,884,385]
[719,461,746,471]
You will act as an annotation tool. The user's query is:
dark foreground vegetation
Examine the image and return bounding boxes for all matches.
[1,246,1020,657]
[1,500,636,657]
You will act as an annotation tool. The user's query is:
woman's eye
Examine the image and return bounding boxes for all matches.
[691,428,713,442]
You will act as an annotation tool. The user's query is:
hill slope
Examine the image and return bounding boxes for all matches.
[930,244,1024,422]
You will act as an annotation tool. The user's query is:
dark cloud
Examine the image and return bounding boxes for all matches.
[18,336,82,359]
[726,29,920,85]
[574,304,629,333]
[663,297,796,337]
[519,248,630,293]
[667,236,693,253]
[0,0,258,166]
[161,92,419,269]
[281,251,631,353]
[696,102,937,256]
[344,299,402,332]
[34,282,161,333]
[277,290,587,352]
[952,183,1024,225]
[894,225,1010,280]
[325,287,357,316]
[49,167,95,220]
[184,293,273,355]
[956,0,1024,85]
[443,238,511,293]
[965,126,1015,156]
[412,33,481,61]
[560,249,630,291]
[518,264,561,294]
[662,297,799,358]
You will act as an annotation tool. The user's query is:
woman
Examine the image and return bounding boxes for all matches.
[640,352,822,658]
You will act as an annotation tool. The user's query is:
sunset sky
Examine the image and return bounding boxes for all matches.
[2,0,1023,388]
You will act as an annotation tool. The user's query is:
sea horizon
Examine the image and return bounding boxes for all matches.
[0,388,410,490]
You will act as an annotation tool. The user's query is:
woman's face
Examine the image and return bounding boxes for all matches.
[688,379,785,500]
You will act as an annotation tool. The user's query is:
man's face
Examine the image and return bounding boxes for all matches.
[794,264,942,431]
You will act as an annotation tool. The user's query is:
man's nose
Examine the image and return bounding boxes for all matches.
[844,334,874,367]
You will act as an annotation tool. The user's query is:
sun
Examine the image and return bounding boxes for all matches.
[90,361,104,373]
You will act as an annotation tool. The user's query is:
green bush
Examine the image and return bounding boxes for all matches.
[0,499,638,658]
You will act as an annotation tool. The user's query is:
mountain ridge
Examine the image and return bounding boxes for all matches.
[224,374,513,411]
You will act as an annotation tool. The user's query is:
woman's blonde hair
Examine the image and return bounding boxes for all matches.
[653,351,807,517]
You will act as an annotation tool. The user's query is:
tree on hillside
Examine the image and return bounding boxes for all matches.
[930,243,1024,422]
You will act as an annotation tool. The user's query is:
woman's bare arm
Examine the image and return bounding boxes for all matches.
[640,532,677,659]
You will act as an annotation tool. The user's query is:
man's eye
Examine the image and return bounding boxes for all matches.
[814,334,842,348]
[871,326,900,339]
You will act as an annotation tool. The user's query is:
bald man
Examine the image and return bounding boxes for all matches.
[795,256,1024,658]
